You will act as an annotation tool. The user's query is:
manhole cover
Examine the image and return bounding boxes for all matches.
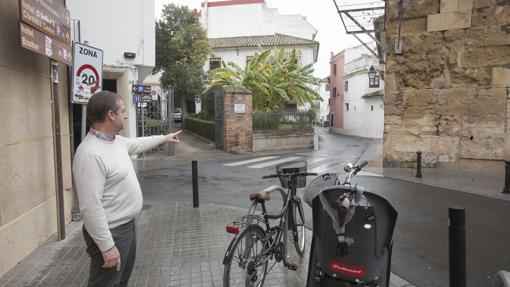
[143,174,169,180]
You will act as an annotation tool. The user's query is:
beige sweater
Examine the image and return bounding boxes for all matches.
[73,133,166,252]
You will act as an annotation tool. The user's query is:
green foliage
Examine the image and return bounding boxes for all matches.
[187,112,210,121]
[155,4,211,111]
[198,86,221,121]
[208,48,322,111]
[307,108,316,121]
[253,115,280,130]
[252,111,313,134]
[183,116,215,141]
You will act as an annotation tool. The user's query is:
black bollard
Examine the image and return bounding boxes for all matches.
[192,160,199,208]
[416,151,423,178]
[449,207,466,287]
[503,161,510,194]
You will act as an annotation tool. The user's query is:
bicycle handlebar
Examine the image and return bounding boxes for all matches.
[356,160,368,170]
[262,174,279,179]
[262,171,318,179]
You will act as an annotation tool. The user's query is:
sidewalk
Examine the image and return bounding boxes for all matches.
[357,137,510,201]
[0,200,414,287]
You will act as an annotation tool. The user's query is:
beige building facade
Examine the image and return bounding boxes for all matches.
[0,0,74,276]
[383,0,510,167]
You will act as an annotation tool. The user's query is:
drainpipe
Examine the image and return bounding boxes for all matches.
[204,0,208,34]
[50,61,66,240]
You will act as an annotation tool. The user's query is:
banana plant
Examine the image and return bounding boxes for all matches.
[207,48,321,111]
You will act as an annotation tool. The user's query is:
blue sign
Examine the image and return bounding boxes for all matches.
[133,94,142,103]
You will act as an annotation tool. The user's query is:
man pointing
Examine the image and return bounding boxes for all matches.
[73,91,181,286]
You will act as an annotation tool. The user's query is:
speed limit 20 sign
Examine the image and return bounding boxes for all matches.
[72,42,103,104]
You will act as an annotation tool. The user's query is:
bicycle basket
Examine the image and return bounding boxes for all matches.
[226,215,265,235]
[275,160,307,188]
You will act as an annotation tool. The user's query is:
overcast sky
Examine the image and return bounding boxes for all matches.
[154,0,373,78]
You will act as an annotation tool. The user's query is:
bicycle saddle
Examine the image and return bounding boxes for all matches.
[249,192,271,202]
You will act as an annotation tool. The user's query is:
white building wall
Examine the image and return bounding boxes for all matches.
[67,0,156,138]
[66,0,155,67]
[342,42,384,139]
[319,82,330,124]
[344,42,376,64]
[343,72,384,138]
[202,3,317,40]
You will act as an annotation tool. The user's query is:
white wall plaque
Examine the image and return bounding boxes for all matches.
[234,104,246,114]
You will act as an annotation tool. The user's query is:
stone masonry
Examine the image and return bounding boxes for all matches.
[383,0,510,167]
[223,86,253,152]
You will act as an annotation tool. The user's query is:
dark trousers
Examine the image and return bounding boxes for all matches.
[83,220,137,287]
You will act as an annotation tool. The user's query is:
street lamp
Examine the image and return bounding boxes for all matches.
[368,65,379,88]
[368,65,376,81]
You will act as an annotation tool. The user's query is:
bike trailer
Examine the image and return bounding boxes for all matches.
[305,185,397,287]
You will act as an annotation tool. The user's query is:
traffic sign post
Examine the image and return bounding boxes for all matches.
[71,42,103,104]
[132,84,153,141]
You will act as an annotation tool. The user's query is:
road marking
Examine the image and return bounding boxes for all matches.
[223,156,279,167]
[248,156,302,169]
[358,171,383,177]
[308,160,345,174]
[308,163,333,174]
[308,157,327,164]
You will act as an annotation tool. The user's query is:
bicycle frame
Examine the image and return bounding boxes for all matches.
[225,174,303,270]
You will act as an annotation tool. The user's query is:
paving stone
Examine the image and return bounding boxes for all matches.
[0,201,412,287]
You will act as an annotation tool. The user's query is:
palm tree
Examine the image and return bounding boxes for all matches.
[208,48,322,111]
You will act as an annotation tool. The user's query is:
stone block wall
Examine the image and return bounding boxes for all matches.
[253,133,314,152]
[383,0,510,167]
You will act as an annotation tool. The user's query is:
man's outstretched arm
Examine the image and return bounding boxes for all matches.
[121,130,181,155]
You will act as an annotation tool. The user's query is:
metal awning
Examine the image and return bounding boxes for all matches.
[332,0,386,63]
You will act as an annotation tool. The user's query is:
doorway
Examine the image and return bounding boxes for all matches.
[71,79,117,151]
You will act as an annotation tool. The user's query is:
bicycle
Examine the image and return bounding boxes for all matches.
[222,160,317,287]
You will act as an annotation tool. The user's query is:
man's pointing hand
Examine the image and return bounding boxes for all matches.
[165,130,182,144]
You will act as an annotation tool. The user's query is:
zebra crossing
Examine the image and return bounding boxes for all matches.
[222,154,382,177]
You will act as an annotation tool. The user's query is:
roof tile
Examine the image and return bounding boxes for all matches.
[209,34,318,49]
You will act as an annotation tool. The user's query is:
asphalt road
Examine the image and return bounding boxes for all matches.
[137,131,510,287]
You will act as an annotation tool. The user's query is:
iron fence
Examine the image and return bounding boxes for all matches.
[253,110,314,135]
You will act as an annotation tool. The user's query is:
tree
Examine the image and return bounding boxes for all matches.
[154,4,210,115]
[208,48,322,111]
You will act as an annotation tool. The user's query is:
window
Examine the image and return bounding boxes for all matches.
[282,50,301,64]
[209,57,221,70]
[345,103,349,111]
[344,81,348,91]
[369,75,380,88]
[246,56,254,66]
[332,87,337,98]
[333,64,337,75]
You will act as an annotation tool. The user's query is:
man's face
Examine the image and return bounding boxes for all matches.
[111,100,127,132]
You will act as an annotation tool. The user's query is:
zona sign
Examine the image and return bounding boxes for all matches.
[72,42,103,104]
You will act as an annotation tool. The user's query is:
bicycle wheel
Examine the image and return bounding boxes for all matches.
[223,225,269,287]
[291,198,306,256]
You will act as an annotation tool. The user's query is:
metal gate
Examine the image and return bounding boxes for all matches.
[136,91,171,155]
[214,88,225,150]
